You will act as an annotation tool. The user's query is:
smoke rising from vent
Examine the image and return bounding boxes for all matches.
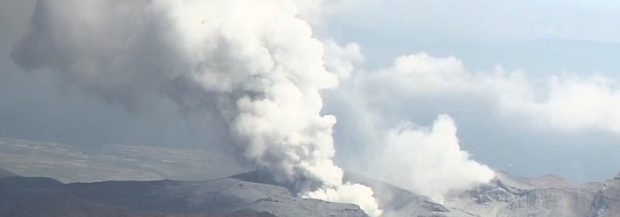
[12,0,381,215]
[381,115,495,202]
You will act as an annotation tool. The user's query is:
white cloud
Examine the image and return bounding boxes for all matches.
[323,40,364,79]
[533,76,620,133]
[356,53,620,135]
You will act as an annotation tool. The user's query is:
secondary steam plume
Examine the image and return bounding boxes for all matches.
[328,51,497,203]
[381,115,495,202]
[12,0,381,215]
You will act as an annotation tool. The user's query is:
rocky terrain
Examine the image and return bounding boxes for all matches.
[441,171,620,217]
[1,137,619,217]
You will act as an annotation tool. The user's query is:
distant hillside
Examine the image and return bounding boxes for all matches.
[0,137,246,182]
[0,168,15,178]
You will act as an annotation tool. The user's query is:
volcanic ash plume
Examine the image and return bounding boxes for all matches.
[12,0,381,215]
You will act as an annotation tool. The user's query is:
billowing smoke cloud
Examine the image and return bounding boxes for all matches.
[322,40,364,80]
[380,115,495,202]
[12,0,381,215]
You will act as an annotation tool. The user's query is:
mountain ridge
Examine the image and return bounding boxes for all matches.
[0,173,368,217]
[1,137,620,217]
[2,166,620,217]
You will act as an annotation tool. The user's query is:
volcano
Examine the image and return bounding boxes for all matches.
[1,138,620,217]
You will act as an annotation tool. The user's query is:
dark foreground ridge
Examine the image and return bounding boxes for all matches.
[3,169,620,217]
[0,173,367,217]
[0,167,15,178]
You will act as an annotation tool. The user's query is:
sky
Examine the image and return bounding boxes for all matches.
[321,0,620,182]
[1,0,619,183]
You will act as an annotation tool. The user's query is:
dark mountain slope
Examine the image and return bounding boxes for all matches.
[0,167,15,178]
[0,174,366,217]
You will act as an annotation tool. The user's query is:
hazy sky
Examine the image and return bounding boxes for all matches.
[1,0,619,182]
[322,0,620,182]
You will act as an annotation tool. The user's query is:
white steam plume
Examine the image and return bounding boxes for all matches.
[381,115,495,202]
[12,0,381,215]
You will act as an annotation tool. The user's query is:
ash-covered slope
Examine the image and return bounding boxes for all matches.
[344,173,454,217]
[0,174,367,217]
[234,171,471,217]
[443,171,620,217]
[593,174,620,217]
[339,171,620,217]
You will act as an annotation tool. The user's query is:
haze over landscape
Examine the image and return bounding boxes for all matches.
[1,0,620,217]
